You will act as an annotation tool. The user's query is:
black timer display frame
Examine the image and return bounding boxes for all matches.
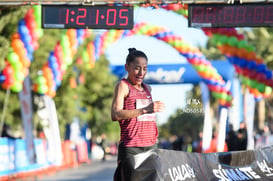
[42,5,134,29]
[188,3,273,28]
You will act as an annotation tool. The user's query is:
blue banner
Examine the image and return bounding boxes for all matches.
[14,139,29,172]
[111,61,234,84]
[0,138,15,176]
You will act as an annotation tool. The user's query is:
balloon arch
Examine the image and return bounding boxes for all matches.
[0,5,272,104]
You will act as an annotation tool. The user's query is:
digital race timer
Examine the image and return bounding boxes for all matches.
[42,5,133,29]
[188,3,273,28]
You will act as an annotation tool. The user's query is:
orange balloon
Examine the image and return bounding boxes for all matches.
[246,51,256,60]
[12,33,20,40]
[218,99,227,105]
[20,57,31,68]
[11,39,24,50]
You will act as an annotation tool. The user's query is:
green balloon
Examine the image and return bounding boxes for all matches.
[257,83,266,93]
[226,95,232,102]
[7,52,19,65]
[250,80,258,88]
[237,40,247,48]
[227,36,238,46]
[11,81,23,93]
[218,35,229,45]
[37,84,48,94]
[220,93,228,100]
[212,92,220,99]
[194,65,206,72]
[246,45,255,52]
[212,34,221,43]
[244,77,251,86]
[11,61,22,71]
[265,86,272,94]
[14,71,25,81]
[36,76,46,84]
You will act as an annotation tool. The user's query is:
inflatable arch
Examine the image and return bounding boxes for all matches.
[161,4,273,100]
[85,22,233,107]
[0,5,272,102]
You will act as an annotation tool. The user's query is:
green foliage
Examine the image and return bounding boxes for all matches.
[77,55,118,137]
[199,41,225,61]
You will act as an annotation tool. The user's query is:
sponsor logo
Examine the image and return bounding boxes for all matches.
[145,67,186,83]
[168,164,195,181]
[213,165,261,181]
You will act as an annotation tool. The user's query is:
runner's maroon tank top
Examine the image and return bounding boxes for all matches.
[119,78,158,147]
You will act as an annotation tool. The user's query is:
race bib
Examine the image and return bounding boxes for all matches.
[136,99,156,121]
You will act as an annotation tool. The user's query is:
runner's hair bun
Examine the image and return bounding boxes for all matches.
[128,48,137,54]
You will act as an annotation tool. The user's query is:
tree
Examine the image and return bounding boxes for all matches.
[77,55,119,140]
[159,85,204,141]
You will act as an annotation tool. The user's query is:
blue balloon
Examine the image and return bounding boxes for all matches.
[48,56,57,64]
[255,97,262,102]
[238,59,247,68]
[232,57,241,65]
[247,61,257,70]
[227,57,234,64]
[265,70,273,79]
[77,29,84,37]
[26,44,34,53]
[20,34,31,47]
[53,70,60,79]
[257,64,266,73]
[203,79,216,86]
[122,30,130,38]
[18,24,29,36]
[55,79,61,87]
[18,19,25,25]
[49,61,58,71]
[0,74,6,83]
[27,53,33,61]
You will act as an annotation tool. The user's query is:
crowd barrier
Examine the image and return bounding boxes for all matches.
[0,138,89,181]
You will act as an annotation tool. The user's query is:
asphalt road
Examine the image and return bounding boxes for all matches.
[37,157,117,181]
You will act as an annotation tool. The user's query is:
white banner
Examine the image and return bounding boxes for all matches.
[244,89,255,150]
[19,76,35,164]
[217,107,228,152]
[200,82,212,151]
[228,78,243,131]
[43,95,63,166]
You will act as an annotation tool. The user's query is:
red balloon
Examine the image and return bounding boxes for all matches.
[2,65,14,76]
[4,76,15,86]
[249,71,257,79]
[256,73,267,83]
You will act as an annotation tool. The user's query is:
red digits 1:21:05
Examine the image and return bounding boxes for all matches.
[65,7,130,27]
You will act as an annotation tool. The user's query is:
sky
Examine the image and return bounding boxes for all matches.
[102,7,208,125]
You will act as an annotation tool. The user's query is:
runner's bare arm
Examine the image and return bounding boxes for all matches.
[111,81,145,121]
